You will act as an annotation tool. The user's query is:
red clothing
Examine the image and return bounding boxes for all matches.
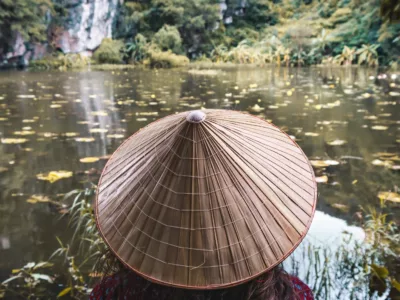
[89,272,314,300]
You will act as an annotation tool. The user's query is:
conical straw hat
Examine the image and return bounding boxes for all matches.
[95,109,317,289]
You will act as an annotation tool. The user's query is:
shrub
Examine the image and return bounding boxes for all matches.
[93,38,124,64]
[145,49,189,68]
[29,53,90,70]
[152,25,183,54]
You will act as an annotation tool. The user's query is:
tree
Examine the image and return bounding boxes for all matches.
[0,0,53,54]
[152,25,182,53]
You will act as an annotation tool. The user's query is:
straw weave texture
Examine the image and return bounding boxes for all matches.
[95,109,317,289]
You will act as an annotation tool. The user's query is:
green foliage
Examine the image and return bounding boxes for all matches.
[152,25,182,54]
[93,39,124,64]
[0,0,53,53]
[145,48,189,68]
[356,44,379,66]
[30,53,90,70]
[123,34,149,63]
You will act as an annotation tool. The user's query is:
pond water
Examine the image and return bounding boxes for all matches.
[0,66,399,281]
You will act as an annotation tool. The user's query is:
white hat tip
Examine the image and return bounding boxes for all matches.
[186,110,206,123]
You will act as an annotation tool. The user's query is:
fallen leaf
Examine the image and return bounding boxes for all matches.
[310,160,339,168]
[79,157,100,163]
[26,195,51,204]
[305,132,319,137]
[248,104,264,113]
[327,139,347,146]
[75,137,95,142]
[1,138,28,144]
[371,125,388,131]
[315,175,328,183]
[36,171,73,183]
[13,131,36,136]
[89,128,108,133]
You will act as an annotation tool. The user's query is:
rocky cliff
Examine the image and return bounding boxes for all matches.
[1,0,121,67]
[52,0,120,54]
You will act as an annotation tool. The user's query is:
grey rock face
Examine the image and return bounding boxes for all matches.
[53,0,120,53]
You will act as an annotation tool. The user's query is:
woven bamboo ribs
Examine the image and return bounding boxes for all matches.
[95,109,317,289]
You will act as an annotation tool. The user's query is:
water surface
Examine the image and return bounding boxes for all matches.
[0,66,399,280]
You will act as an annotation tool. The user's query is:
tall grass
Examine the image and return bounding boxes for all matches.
[1,187,399,299]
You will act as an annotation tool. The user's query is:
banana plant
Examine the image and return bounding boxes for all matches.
[356,44,380,67]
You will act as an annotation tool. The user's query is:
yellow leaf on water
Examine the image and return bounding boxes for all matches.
[151,94,156,98]
[327,139,347,146]
[90,128,108,133]
[50,104,62,108]
[377,191,400,203]
[27,195,51,204]
[107,134,125,139]
[352,179,358,185]
[305,132,319,137]
[287,90,293,96]
[79,157,100,163]
[315,175,328,183]
[248,104,264,113]
[91,111,108,116]
[310,160,339,168]
[249,83,258,88]
[13,131,36,136]
[1,138,28,144]
[63,132,80,137]
[75,137,95,142]
[36,171,73,183]
[371,125,388,131]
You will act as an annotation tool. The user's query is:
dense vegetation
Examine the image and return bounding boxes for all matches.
[2,0,399,68]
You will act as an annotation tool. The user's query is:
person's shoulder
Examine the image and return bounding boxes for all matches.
[89,272,125,300]
[289,276,314,300]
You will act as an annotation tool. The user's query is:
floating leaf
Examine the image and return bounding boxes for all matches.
[13,130,36,136]
[327,139,347,146]
[249,83,258,88]
[36,171,73,183]
[91,111,108,116]
[371,159,393,167]
[371,125,388,131]
[377,191,400,203]
[79,157,100,163]
[17,95,35,99]
[63,132,80,137]
[26,195,51,204]
[286,90,293,96]
[75,137,95,142]
[315,175,328,183]
[90,128,108,133]
[50,104,62,108]
[1,138,28,144]
[305,132,319,137]
[107,134,125,139]
[310,160,339,168]
[248,104,264,113]
[389,91,400,97]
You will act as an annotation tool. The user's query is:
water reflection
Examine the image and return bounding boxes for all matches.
[0,66,398,280]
